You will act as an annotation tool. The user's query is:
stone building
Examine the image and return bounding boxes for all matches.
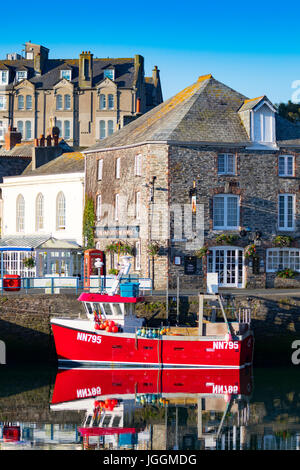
[0,41,163,148]
[84,74,300,290]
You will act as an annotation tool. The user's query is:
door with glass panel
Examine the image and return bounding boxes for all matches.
[208,247,244,288]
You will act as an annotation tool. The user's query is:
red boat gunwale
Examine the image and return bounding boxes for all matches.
[78,293,145,304]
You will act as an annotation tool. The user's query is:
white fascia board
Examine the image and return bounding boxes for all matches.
[1,172,84,187]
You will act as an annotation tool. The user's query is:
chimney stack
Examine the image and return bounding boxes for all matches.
[79,51,93,88]
[4,126,22,151]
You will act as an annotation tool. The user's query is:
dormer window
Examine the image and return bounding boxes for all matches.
[252,103,275,143]
[60,70,71,81]
[239,96,276,147]
[104,69,114,80]
[0,71,9,85]
[16,71,27,82]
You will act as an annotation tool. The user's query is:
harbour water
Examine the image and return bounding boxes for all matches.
[0,365,299,451]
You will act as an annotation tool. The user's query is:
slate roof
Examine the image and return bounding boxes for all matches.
[84,74,300,152]
[84,74,249,152]
[0,58,137,90]
[0,142,33,158]
[22,151,84,176]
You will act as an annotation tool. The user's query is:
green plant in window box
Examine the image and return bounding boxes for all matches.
[276,269,297,279]
[244,244,257,258]
[22,257,36,269]
[215,234,239,245]
[274,235,293,247]
[195,246,209,259]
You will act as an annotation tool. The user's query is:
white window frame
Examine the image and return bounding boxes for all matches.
[16,194,25,232]
[18,95,24,110]
[64,120,70,139]
[36,193,44,231]
[56,192,66,230]
[100,94,106,110]
[278,155,294,177]
[0,121,6,141]
[135,240,141,270]
[0,71,9,85]
[107,120,114,136]
[217,153,235,175]
[64,94,71,110]
[16,70,27,82]
[0,95,7,111]
[17,120,23,137]
[213,194,240,230]
[56,94,63,111]
[266,248,300,273]
[135,154,142,176]
[278,194,295,231]
[100,120,106,139]
[115,158,121,179]
[114,194,119,221]
[60,70,72,81]
[104,69,114,80]
[25,120,32,140]
[135,191,141,220]
[97,159,103,180]
[26,95,32,110]
[96,195,102,221]
[108,94,114,109]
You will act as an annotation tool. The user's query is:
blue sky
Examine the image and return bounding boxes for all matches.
[1,0,300,104]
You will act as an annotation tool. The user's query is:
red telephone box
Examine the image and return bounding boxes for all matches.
[84,249,105,290]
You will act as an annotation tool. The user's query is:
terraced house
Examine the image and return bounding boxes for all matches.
[0,41,163,147]
[84,74,300,290]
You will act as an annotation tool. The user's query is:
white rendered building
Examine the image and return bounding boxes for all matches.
[0,152,84,277]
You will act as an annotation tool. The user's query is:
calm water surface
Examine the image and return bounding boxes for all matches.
[0,365,299,450]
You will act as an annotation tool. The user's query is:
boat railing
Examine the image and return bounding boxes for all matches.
[238,308,251,325]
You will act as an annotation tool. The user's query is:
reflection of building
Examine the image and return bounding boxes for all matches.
[0,151,84,277]
[0,42,163,148]
[84,74,300,290]
[0,422,81,449]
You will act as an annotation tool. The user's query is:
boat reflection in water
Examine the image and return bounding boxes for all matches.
[51,367,253,450]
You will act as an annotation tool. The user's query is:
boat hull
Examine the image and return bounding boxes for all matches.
[51,319,254,369]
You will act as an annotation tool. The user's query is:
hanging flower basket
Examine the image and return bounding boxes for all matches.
[147,242,160,256]
[105,241,134,256]
[244,244,257,258]
[195,246,210,259]
[22,257,36,269]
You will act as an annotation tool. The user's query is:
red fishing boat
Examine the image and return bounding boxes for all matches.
[51,256,254,369]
